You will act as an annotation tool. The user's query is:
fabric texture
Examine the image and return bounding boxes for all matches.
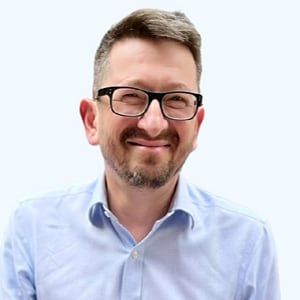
[1,175,280,299]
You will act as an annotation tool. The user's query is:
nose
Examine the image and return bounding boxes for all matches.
[137,99,169,137]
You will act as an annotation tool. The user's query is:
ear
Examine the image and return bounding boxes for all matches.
[192,107,205,150]
[79,99,99,145]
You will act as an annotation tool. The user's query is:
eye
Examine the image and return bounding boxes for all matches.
[122,93,141,103]
[164,94,190,109]
[114,89,147,105]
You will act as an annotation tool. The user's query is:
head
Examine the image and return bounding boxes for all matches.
[80,8,205,189]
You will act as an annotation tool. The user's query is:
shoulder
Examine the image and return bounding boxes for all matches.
[186,180,267,225]
[17,180,97,211]
[182,180,273,248]
[10,180,98,232]
[185,180,277,266]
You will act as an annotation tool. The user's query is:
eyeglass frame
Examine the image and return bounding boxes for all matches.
[94,86,203,121]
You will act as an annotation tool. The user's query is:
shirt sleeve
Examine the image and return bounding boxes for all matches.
[0,205,36,299]
[237,223,281,300]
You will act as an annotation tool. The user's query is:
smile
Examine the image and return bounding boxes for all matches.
[126,138,171,148]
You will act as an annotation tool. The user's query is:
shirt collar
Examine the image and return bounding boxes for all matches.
[88,173,109,228]
[89,173,201,229]
[169,176,201,229]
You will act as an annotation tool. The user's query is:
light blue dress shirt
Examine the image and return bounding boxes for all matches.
[1,175,280,299]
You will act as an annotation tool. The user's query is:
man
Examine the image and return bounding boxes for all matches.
[1,8,280,300]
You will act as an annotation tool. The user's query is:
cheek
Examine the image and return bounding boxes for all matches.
[192,134,198,150]
[191,126,201,150]
[98,117,135,145]
[177,125,199,152]
[189,121,201,150]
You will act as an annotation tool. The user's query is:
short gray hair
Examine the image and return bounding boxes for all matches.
[93,8,201,96]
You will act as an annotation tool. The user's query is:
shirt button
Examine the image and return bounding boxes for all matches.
[131,250,139,259]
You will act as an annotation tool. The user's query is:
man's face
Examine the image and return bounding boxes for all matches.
[84,38,204,188]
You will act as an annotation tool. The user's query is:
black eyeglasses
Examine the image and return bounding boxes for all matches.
[94,86,203,121]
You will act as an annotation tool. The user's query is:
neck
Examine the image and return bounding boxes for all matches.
[104,167,178,243]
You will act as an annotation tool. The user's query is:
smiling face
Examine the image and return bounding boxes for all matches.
[81,38,204,188]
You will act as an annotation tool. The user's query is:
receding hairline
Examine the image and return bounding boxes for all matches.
[94,36,199,90]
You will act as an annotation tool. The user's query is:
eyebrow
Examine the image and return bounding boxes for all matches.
[122,79,191,92]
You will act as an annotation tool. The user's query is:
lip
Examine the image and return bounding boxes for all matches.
[126,138,170,148]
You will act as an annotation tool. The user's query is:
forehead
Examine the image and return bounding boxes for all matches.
[102,38,198,91]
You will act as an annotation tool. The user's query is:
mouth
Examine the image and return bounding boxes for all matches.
[126,138,171,148]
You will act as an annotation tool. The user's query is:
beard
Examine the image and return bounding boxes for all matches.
[101,126,191,189]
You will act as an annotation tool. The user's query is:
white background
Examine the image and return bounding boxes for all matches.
[0,0,299,298]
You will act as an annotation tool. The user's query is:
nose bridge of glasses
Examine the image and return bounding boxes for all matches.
[143,91,165,117]
[147,91,165,105]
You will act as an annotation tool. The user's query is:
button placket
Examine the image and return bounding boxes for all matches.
[120,246,145,300]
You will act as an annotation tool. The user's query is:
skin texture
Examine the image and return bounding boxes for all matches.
[80,38,205,242]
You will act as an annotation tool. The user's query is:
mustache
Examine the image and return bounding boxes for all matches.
[120,127,179,145]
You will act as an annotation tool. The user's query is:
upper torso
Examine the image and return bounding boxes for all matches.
[1,176,280,300]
